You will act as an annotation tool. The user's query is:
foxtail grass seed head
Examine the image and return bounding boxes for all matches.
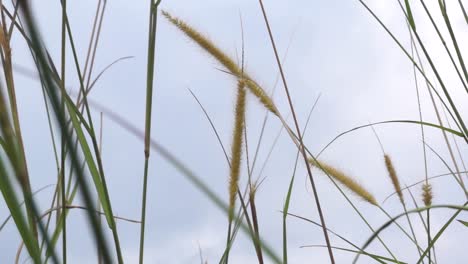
[162,10,240,76]
[228,80,247,220]
[162,10,279,117]
[384,154,403,203]
[422,183,433,206]
[309,159,378,206]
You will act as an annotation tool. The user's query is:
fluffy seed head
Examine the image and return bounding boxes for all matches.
[162,10,278,116]
[228,80,246,220]
[384,154,403,203]
[309,159,378,206]
[422,183,433,206]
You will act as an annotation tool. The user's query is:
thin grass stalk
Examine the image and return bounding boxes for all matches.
[437,0,468,88]
[249,187,264,264]
[248,30,297,177]
[283,151,300,264]
[243,132,265,262]
[458,0,468,23]
[84,0,106,91]
[139,1,161,263]
[40,173,61,255]
[282,98,318,264]
[17,2,114,262]
[442,108,468,182]
[405,11,432,261]
[60,1,67,263]
[219,187,258,264]
[98,112,104,264]
[219,185,258,264]
[81,0,102,85]
[256,1,335,262]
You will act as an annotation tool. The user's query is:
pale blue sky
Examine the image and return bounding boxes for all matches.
[0,0,467,263]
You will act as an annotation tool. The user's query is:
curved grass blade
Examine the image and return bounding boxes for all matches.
[317,120,464,157]
[65,98,113,227]
[302,245,405,264]
[0,184,55,232]
[0,161,41,263]
[458,219,468,227]
[353,204,468,264]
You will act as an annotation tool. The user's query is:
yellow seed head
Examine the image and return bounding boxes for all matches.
[228,80,246,220]
[309,159,378,206]
[162,10,278,116]
[422,183,433,206]
[384,154,403,203]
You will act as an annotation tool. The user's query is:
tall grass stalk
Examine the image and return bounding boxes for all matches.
[259,1,336,260]
[139,1,161,263]
[60,0,67,263]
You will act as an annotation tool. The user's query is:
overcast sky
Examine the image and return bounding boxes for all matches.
[0,0,467,263]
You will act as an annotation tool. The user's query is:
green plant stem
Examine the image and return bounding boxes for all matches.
[60,1,67,263]
[139,1,161,263]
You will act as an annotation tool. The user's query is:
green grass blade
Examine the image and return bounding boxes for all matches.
[139,1,161,263]
[317,119,464,157]
[0,162,41,263]
[65,98,113,227]
[458,219,468,227]
[404,0,416,30]
[354,204,468,264]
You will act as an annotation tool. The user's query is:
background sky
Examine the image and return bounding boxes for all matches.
[0,0,467,263]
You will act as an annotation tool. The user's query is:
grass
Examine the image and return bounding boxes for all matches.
[0,0,466,263]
